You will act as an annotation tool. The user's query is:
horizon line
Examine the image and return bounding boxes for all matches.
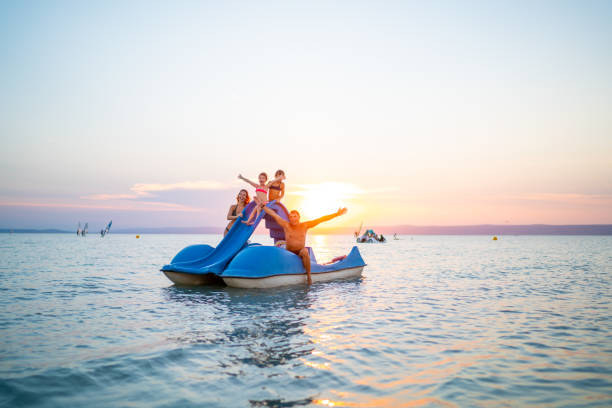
[2,224,612,235]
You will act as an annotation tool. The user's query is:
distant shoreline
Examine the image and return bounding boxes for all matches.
[2,225,612,235]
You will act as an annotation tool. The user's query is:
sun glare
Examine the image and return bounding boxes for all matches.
[294,183,357,220]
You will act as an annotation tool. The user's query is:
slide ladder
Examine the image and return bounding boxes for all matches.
[264,201,290,242]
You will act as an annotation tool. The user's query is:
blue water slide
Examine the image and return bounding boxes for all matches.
[161,201,268,275]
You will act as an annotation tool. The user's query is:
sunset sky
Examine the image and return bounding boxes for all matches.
[1,1,611,230]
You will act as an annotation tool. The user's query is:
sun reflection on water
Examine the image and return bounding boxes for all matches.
[313,395,457,407]
[300,359,332,370]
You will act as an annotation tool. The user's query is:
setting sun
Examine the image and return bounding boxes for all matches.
[290,183,357,220]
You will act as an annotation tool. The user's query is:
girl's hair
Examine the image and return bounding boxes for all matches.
[275,169,285,177]
[258,172,268,181]
[237,189,251,205]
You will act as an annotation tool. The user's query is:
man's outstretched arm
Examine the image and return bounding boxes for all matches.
[304,208,347,229]
[262,206,288,228]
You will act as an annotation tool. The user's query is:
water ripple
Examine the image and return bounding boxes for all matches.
[1,234,611,406]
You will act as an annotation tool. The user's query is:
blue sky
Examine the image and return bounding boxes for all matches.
[1,1,611,230]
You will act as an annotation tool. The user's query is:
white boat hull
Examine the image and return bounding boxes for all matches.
[222,266,364,289]
[357,238,386,243]
[162,271,223,286]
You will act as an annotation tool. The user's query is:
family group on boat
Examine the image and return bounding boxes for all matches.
[161,170,366,288]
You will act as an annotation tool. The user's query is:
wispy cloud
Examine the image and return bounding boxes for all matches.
[82,180,231,201]
[0,200,201,212]
[83,193,140,200]
[500,193,612,205]
[289,182,399,198]
[0,179,232,214]
[132,180,229,194]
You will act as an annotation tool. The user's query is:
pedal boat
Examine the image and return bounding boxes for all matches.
[162,244,366,288]
[221,245,365,289]
[160,201,366,288]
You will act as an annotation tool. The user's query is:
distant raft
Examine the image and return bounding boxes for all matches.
[356,229,386,243]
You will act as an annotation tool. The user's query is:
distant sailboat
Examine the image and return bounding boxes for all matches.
[354,221,363,238]
[101,220,112,237]
[77,222,81,236]
[82,223,88,236]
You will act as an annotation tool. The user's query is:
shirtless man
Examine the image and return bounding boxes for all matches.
[262,206,348,285]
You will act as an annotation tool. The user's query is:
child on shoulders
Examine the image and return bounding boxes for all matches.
[238,171,285,225]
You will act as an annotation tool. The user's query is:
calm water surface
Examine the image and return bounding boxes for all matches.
[0,233,611,407]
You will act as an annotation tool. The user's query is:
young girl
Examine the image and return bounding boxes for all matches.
[268,169,286,202]
[238,172,285,225]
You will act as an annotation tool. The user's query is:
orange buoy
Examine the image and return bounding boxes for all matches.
[136,235,140,239]
[492,236,498,240]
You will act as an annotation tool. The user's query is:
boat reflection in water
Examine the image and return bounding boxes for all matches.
[161,279,365,406]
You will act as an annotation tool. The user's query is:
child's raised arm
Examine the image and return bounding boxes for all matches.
[238,174,259,188]
[265,174,286,188]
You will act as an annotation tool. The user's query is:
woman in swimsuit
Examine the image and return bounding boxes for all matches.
[268,169,285,202]
[238,172,285,225]
[224,189,250,236]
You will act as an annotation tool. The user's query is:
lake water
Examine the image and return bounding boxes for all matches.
[0,233,611,407]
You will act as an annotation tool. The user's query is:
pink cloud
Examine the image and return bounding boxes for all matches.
[82,180,232,201]
[288,182,399,197]
[81,193,140,200]
[498,193,612,205]
[0,200,202,212]
[132,180,229,193]
[1,179,233,217]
